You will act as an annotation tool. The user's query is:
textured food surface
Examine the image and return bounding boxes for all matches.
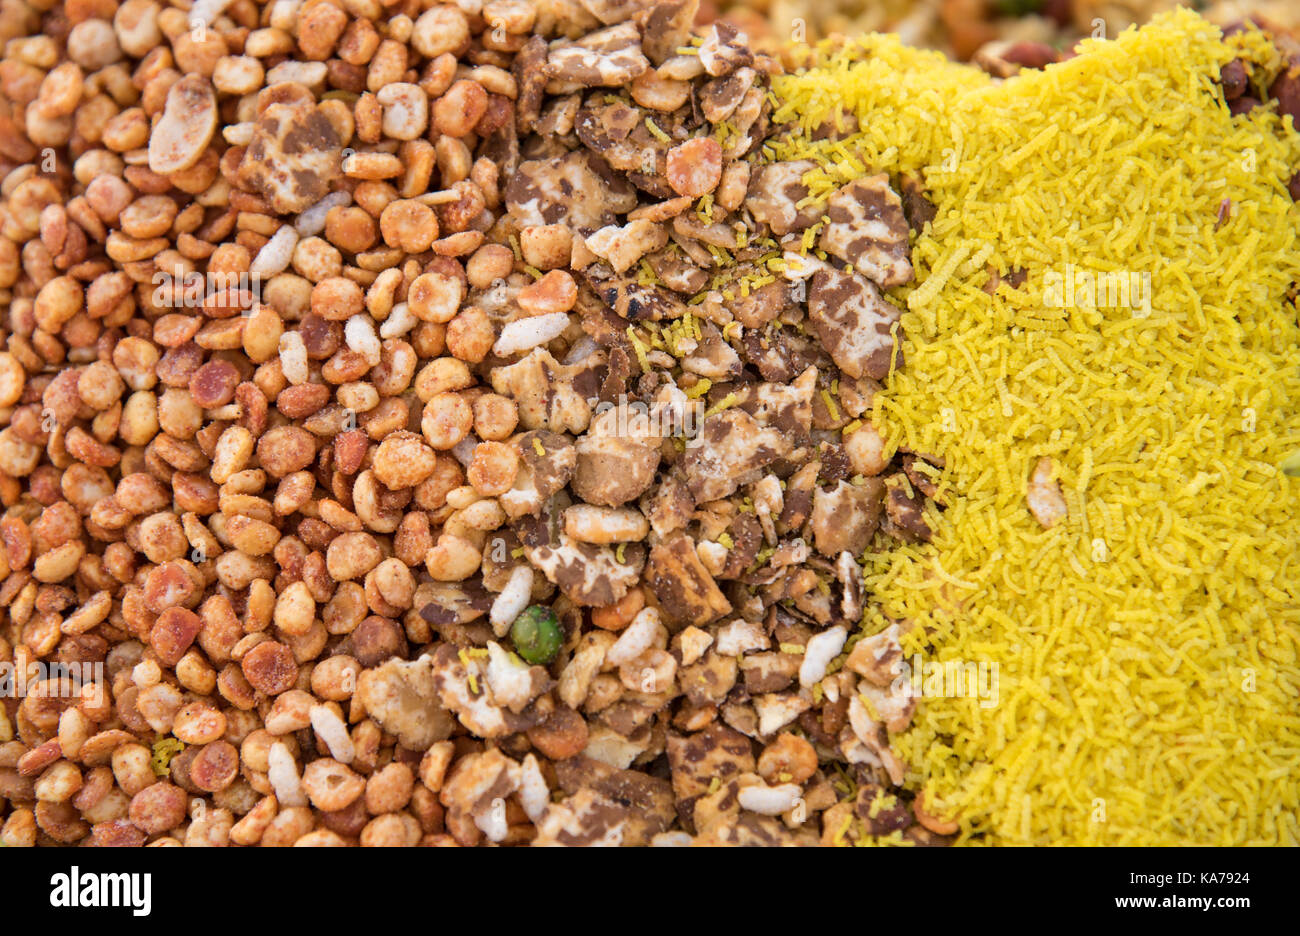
[0,0,1296,848]
[771,10,1300,844]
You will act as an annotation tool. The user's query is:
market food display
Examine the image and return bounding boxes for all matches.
[0,0,1296,847]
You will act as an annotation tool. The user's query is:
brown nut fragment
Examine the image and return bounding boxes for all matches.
[645,533,732,631]
[355,657,454,751]
[546,22,648,87]
[372,431,438,489]
[241,88,343,214]
[818,174,914,288]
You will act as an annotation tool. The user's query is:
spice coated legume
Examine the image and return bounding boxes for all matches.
[2,0,1293,849]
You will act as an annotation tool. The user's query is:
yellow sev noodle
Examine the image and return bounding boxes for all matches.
[770,10,1300,845]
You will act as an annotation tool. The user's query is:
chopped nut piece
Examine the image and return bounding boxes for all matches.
[240,85,342,214]
[546,22,649,88]
[1027,457,1068,529]
[812,478,885,556]
[746,160,822,236]
[807,267,903,382]
[645,533,733,630]
[679,409,791,504]
[818,174,914,288]
[585,220,669,273]
[355,657,455,751]
[666,138,723,198]
[846,623,906,687]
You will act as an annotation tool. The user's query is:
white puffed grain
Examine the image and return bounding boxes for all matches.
[606,607,662,666]
[295,191,352,238]
[250,225,299,276]
[267,741,308,807]
[491,312,568,357]
[489,564,533,636]
[378,301,416,339]
[278,331,309,385]
[344,315,381,367]
[308,704,355,764]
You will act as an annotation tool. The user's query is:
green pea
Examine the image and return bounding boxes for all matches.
[510,605,562,665]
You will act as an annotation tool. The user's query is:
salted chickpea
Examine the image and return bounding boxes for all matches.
[757,732,819,784]
[67,19,123,70]
[102,107,149,151]
[264,690,315,734]
[412,6,469,59]
[77,360,125,410]
[472,393,518,441]
[465,244,514,289]
[126,782,187,837]
[111,743,155,797]
[157,387,203,438]
[0,353,24,408]
[301,758,365,812]
[113,336,161,390]
[407,271,463,326]
[425,533,481,581]
[120,391,160,446]
[591,587,646,632]
[325,531,384,581]
[240,730,287,774]
[365,762,414,814]
[84,175,133,226]
[138,511,188,563]
[421,392,473,450]
[311,276,364,322]
[175,650,217,695]
[371,430,437,489]
[433,79,487,137]
[172,701,227,745]
[370,557,416,608]
[435,134,472,186]
[212,55,264,95]
[120,195,178,239]
[293,236,344,282]
[360,813,419,847]
[379,200,437,254]
[445,306,493,363]
[35,761,83,803]
[274,580,317,637]
[35,276,83,332]
[263,275,314,321]
[519,224,573,271]
[467,442,518,497]
[325,206,377,254]
[323,582,367,635]
[38,62,84,117]
[211,425,255,484]
[310,654,361,700]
